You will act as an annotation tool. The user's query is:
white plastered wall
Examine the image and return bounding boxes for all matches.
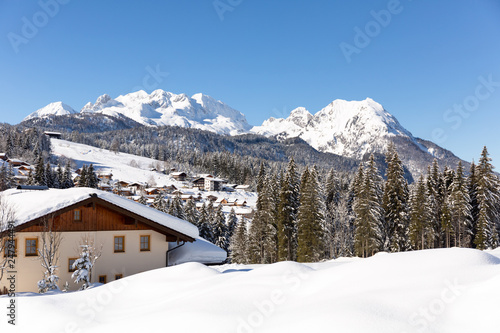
[1,229,170,293]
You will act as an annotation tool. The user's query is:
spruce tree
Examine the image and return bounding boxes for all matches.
[213,205,229,251]
[79,165,87,187]
[409,176,432,250]
[474,147,500,249]
[168,194,185,219]
[183,198,199,225]
[152,193,168,212]
[277,157,299,261]
[353,155,383,257]
[34,156,46,186]
[248,165,277,264]
[56,163,63,189]
[296,167,325,262]
[468,161,479,247]
[426,159,444,248]
[62,161,74,188]
[86,164,99,188]
[382,146,409,252]
[45,162,54,188]
[230,218,248,264]
[450,161,472,247]
[198,203,214,242]
[226,208,238,242]
[138,194,147,205]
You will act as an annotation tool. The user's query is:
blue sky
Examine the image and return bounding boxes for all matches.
[1,0,499,166]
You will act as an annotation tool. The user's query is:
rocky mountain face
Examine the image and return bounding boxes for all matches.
[24,90,252,135]
[21,92,466,178]
[251,98,466,176]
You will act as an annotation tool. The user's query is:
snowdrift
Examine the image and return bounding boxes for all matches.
[1,248,499,333]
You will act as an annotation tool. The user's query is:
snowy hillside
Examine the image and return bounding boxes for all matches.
[252,98,417,159]
[2,247,500,332]
[28,90,252,135]
[51,138,257,206]
[23,101,77,121]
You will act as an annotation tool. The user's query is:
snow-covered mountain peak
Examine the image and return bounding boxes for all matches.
[81,94,123,113]
[288,107,313,128]
[252,97,415,159]
[24,101,77,121]
[26,90,252,135]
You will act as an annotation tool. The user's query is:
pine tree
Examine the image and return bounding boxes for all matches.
[184,198,199,225]
[353,155,383,257]
[198,203,214,242]
[152,193,168,212]
[474,147,500,249]
[138,194,147,205]
[86,164,99,188]
[382,146,409,252]
[277,158,300,261]
[409,175,432,250]
[34,155,46,186]
[450,161,472,247]
[55,163,63,189]
[213,205,229,251]
[230,218,248,264]
[62,161,74,188]
[168,194,185,219]
[468,161,479,247]
[296,167,325,262]
[248,164,277,264]
[45,162,54,188]
[226,208,238,242]
[426,159,444,248]
[78,165,87,187]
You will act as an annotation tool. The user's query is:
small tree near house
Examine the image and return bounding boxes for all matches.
[72,245,93,290]
[37,216,62,293]
[72,236,103,290]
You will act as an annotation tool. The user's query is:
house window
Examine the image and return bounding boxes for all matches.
[114,236,125,253]
[74,209,82,222]
[98,275,107,284]
[115,274,123,280]
[25,238,38,256]
[68,258,78,272]
[3,239,17,257]
[140,235,150,251]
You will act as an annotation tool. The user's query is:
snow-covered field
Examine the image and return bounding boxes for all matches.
[2,247,499,332]
[51,138,257,207]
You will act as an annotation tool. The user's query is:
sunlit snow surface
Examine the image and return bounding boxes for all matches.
[2,248,499,332]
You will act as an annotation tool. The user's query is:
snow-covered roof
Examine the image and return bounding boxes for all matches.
[2,187,199,239]
[168,237,227,265]
[205,177,225,182]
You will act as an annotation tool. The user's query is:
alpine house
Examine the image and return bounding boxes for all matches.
[0,187,226,292]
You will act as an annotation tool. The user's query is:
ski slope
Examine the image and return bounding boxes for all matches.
[50,138,257,207]
[2,247,499,332]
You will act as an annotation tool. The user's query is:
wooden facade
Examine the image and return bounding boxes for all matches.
[9,196,194,243]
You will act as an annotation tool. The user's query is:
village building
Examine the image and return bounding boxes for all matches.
[7,159,30,167]
[43,131,62,139]
[144,188,162,196]
[170,172,187,182]
[0,187,226,293]
[204,177,224,191]
[97,171,113,182]
[235,185,251,191]
[192,177,206,190]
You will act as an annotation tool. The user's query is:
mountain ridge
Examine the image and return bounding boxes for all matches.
[21,91,467,178]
